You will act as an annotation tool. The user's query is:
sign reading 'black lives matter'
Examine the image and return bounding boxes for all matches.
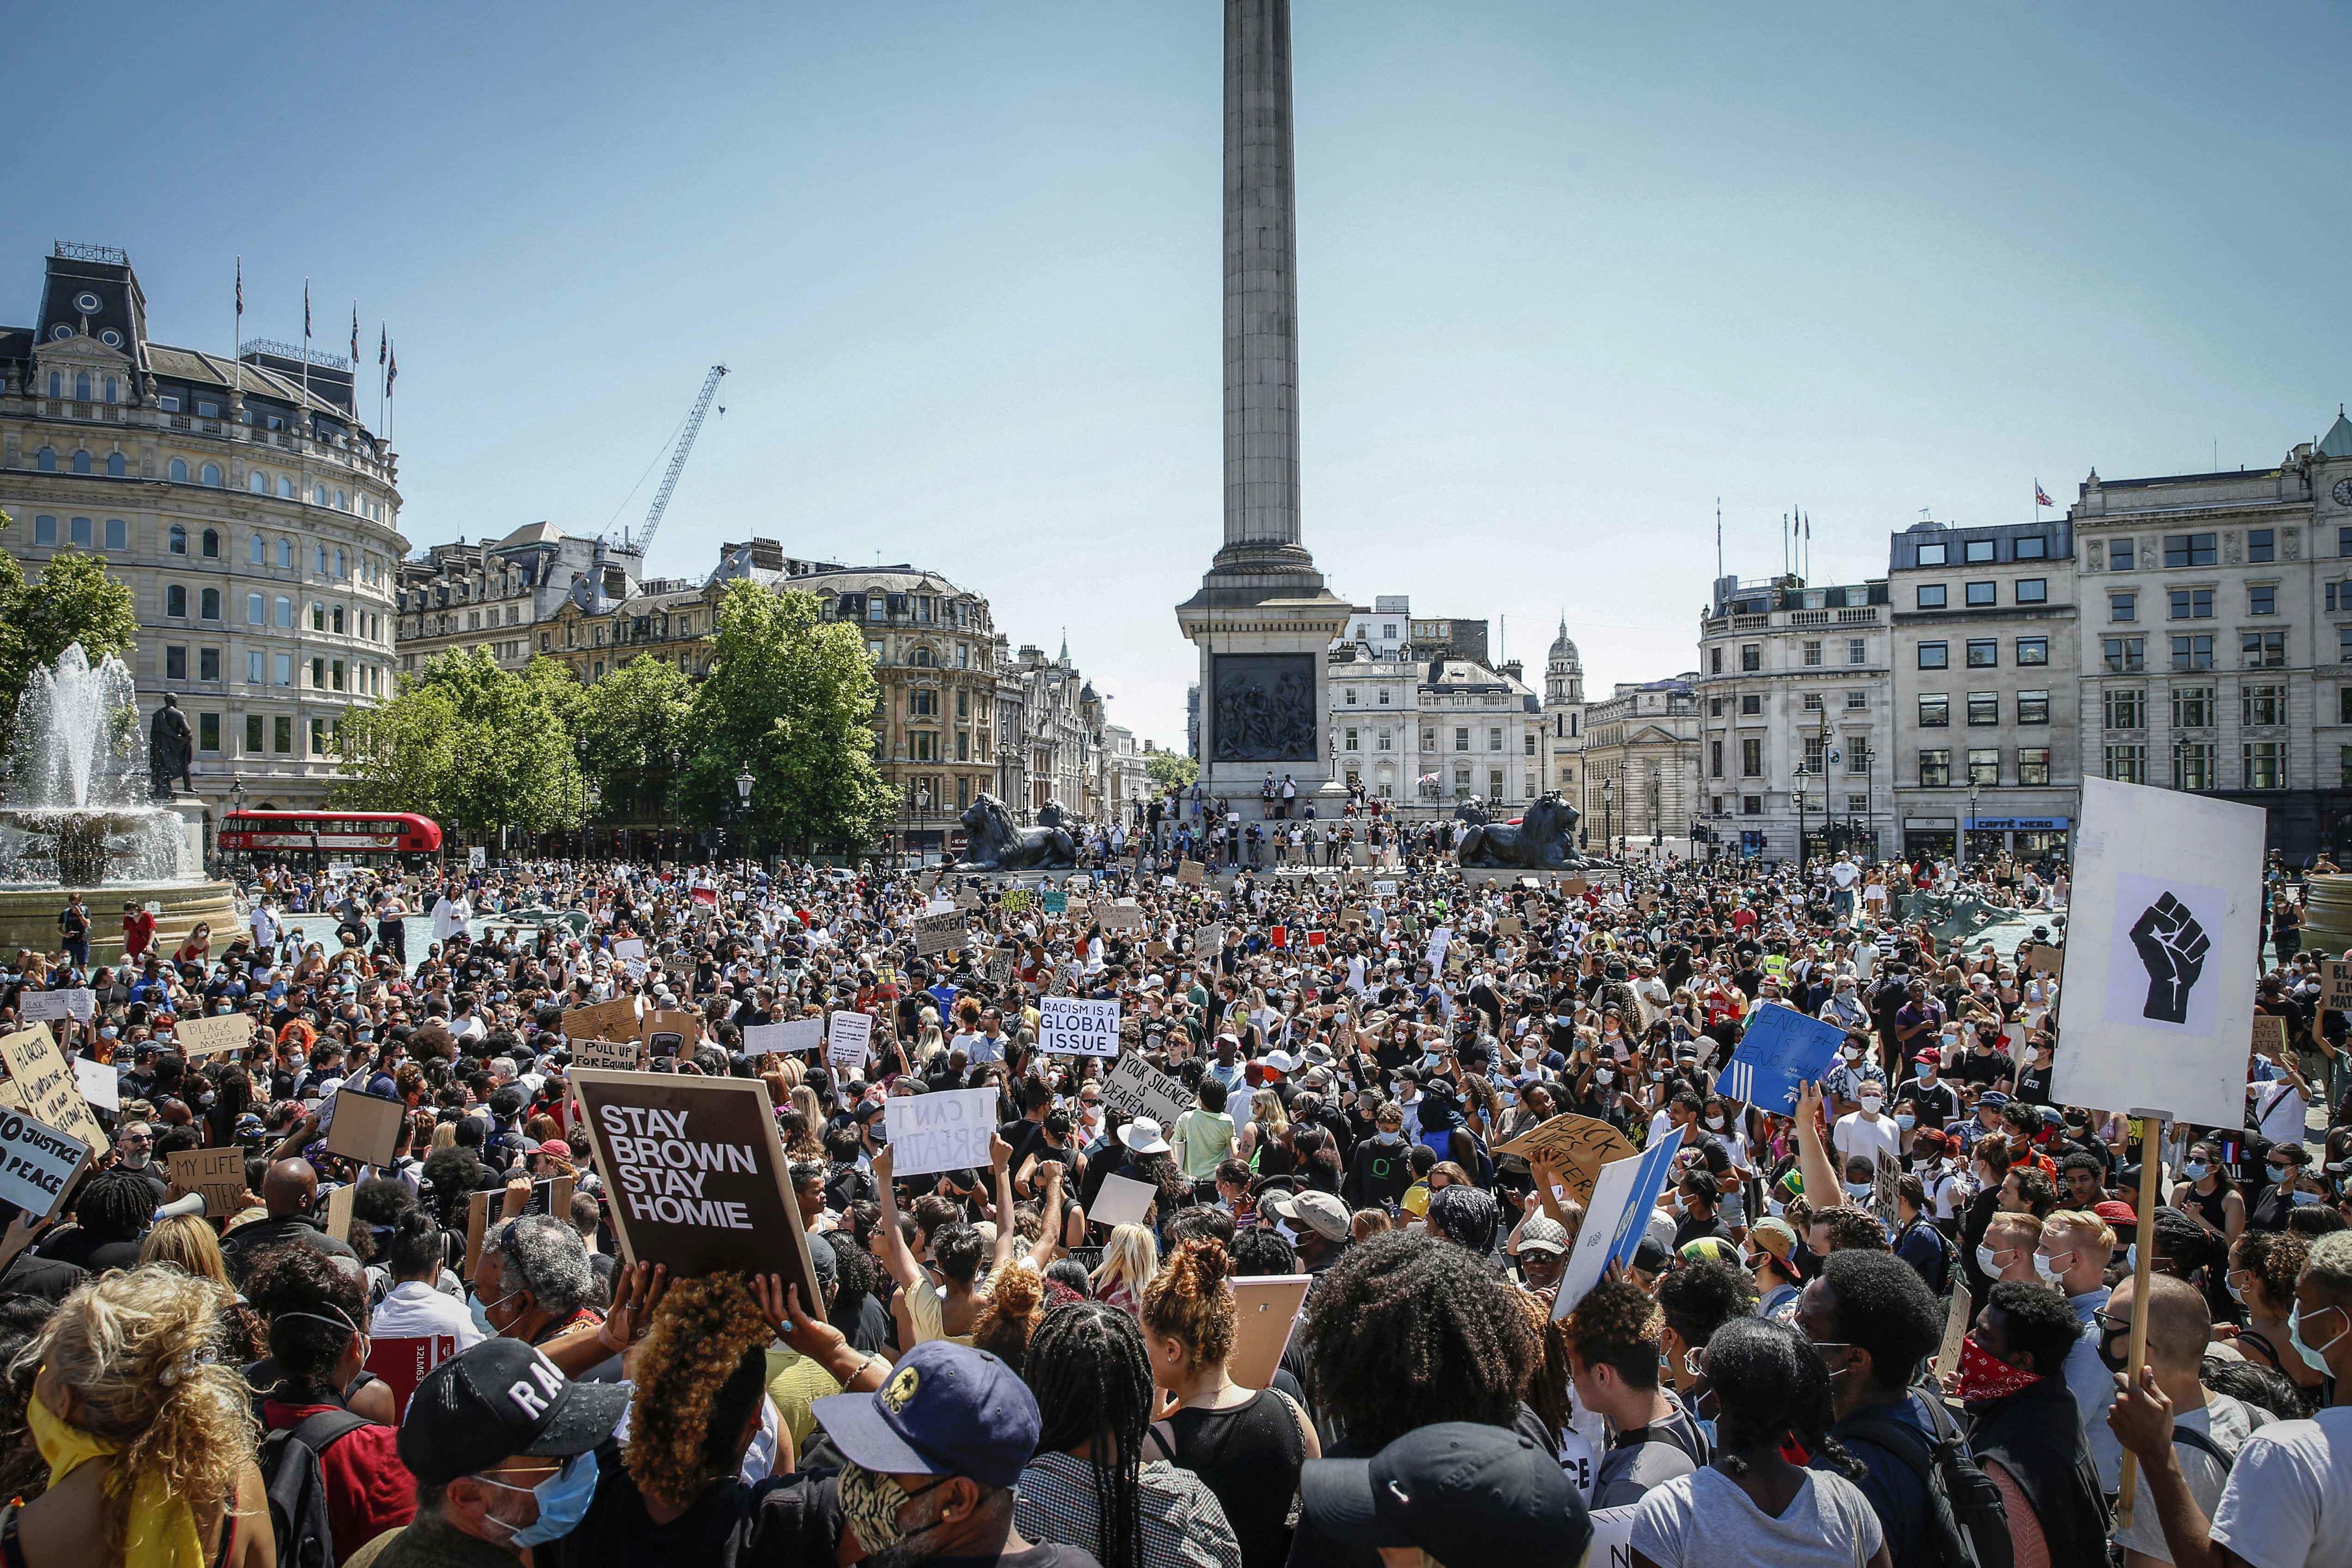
[566,1069,822,1310]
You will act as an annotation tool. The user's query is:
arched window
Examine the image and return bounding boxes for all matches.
[278,539,294,569]
[249,534,266,565]
[314,484,329,506]
[246,592,265,625]
[102,377,117,405]
[200,463,221,487]
[74,373,91,402]
[201,588,221,621]
[331,606,345,634]
[335,547,346,577]
[911,646,934,668]
[315,545,328,574]
[35,448,55,472]
[201,528,219,558]
[166,585,187,618]
[104,452,126,478]
[168,458,187,482]
[45,372,60,399]
[168,524,187,555]
[249,471,268,494]
[335,489,347,510]
[278,476,294,499]
[68,517,92,548]
[70,451,91,475]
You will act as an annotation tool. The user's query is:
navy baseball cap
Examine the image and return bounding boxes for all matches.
[1301,1422,1590,1568]
[811,1339,1039,1489]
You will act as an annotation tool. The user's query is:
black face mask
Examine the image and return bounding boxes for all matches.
[2096,1324,2130,1375]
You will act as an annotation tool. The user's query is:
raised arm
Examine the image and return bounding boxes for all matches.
[988,1132,1020,1277]
[1794,1079,1842,1209]
[1026,1158,1067,1271]
[871,1144,922,1290]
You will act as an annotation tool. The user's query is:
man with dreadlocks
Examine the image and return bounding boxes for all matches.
[1016,1301,1241,1568]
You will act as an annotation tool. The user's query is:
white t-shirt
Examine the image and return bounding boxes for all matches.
[2210,1406,2352,1568]
[1630,1464,1882,1568]
[2254,1078,2308,1145]
[2115,1394,2257,1563]
[1832,1109,1901,1171]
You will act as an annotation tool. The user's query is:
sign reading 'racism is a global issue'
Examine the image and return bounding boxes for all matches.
[567,1069,822,1311]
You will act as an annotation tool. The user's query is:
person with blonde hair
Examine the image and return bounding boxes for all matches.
[138,1217,266,1364]
[3,1265,270,1568]
[1090,1224,1160,1320]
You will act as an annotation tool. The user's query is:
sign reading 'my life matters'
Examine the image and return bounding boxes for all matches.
[1039,996,1119,1058]
[884,1088,998,1178]
[568,1069,822,1307]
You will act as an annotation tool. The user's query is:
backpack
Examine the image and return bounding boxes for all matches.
[1896,1217,1956,1297]
[259,1408,371,1568]
[1840,1395,2013,1568]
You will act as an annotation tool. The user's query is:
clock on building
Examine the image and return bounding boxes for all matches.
[2333,478,2352,507]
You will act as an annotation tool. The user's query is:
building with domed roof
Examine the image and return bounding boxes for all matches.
[1541,613,1589,817]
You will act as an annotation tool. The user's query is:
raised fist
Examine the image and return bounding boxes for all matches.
[2129,893,2208,1025]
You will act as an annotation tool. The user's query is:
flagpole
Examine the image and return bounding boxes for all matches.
[232,256,243,404]
[301,278,311,404]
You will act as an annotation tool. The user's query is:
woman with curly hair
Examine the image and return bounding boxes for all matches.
[2,1265,270,1568]
[1628,1317,1890,1567]
[1017,1302,1241,1568]
[137,1216,266,1364]
[1139,1238,1318,1568]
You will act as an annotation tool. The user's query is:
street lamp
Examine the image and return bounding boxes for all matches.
[1962,777,1980,872]
[916,782,932,871]
[582,781,600,864]
[734,769,754,870]
[1601,777,1614,852]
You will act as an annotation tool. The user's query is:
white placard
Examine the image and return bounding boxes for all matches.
[1373,880,1397,897]
[467,845,487,870]
[0,1108,86,1219]
[1426,926,1451,971]
[1088,1171,1157,1228]
[1100,902,1146,932]
[827,1010,873,1071]
[72,1056,118,1113]
[611,937,647,964]
[1039,996,1119,1058]
[2053,777,2264,1128]
[884,1088,998,1178]
[20,990,93,1023]
[1102,1054,1189,1127]
[744,1018,825,1056]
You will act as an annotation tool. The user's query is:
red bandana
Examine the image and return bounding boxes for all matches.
[1957,1334,2042,1407]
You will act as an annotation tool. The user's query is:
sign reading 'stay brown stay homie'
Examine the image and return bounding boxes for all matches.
[565,1069,822,1309]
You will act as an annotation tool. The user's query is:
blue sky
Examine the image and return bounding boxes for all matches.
[11,2,2351,746]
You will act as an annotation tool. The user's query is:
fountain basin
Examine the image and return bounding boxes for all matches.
[0,878,240,966]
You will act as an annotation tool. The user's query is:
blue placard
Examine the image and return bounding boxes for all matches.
[1718,1002,1846,1115]
[1605,1136,1683,1274]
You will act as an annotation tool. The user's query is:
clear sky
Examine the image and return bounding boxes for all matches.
[11,2,2350,746]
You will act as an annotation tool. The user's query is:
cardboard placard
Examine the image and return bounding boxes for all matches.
[913,910,965,957]
[169,1146,249,1218]
[465,1177,577,1274]
[827,1011,873,1071]
[1178,860,1206,886]
[171,1011,256,1058]
[1228,1273,1312,1391]
[567,1069,821,1304]
[73,1056,119,1113]
[743,1018,824,1057]
[611,937,647,964]
[1088,1172,1158,1229]
[1101,902,1146,932]
[0,1108,89,1220]
[1145,940,1169,961]
[984,950,1018,987]
[322,1089,406,1168]
[640,1009,704,1060]
[326,1182,356,1244]
[1564,878,1590,899]
[2251,1013,2287,1060]
[19,989,93,1024]
[1495,917,1523,937]
[2323,959,2352,1011]
[565,998,641,1044]
[1491,1113,1637,1206]
[0,1025,104,1148]
[1101,1054,1191,1128]
[1871,1148,1902,1229]
[1039,996,1119,1058]
[1935,1281,1974,1383]
[883,1088,998,1178]
[2019,941,2065,977]
[570,1037,646,1072]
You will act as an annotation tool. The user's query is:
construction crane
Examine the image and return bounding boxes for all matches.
[618,363,728,556]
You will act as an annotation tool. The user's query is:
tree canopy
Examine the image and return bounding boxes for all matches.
[0,509,139,721]
[333,649,585,835]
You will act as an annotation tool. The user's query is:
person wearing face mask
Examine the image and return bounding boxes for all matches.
[2170,1139,2247,1253]
[362,1337,628,1568]
[1341,1103,1413,1212]
[1891,1049,1960,1134]
[2097,1273,2268,1568]
[2249,1143,2318,1235]
[1820,1032,1884,1119]
[2219,1229,2331,1407]
[1832,1078,1900,1176]
[1974,1212,2043,1291]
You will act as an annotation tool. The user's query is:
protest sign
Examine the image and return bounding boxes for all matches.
[827,1011,873,1071]
[1089,1172,1158,1229]
[1494,916,1522,938]
[1871,1149,1902,1230]
[73,1055,119,1113]
[1491,1113,1636,1206]
[1584,1507,1640,1567]
[1145,939,1169,960]
[169,1147,249,1219]
[1066,898,1094,924]
[171,1011,255,1058]
[1564,878,1590,899]
[2018,941,2064,977]
[1197,923,1226,954]
[569,1037,645,1072]
[0,1025,103,1148]
[1373,880,1397,897]
[2251,1013,2286,1060]
[984,949,1018,987]
[2053,777,2263,1132]
[913,910,965,957]
[1228,1274,1312,1391]
[1042,889,1068,914]
[1426,927,1451,970]
[743,1018,824,1057]
[568,1069,820,1303]
[0,1109,88,1220]
[19,989,92,1024]
[1718,1003,1847,1115]
[955,888,983,911]
[1101,1054,1190,1127]
[611,937,647,964]
[640,1009,703,1059]
[1039,996,1119,1058]
[324,1089,406,1167]
[364,1336,455,1424]
[1000,889,1033,914]
[326,1182,356,1244]
[1935,1281,1974,1383]
[1178,860,1205,886]
[564,997,640,1044]
[2324,960,2352,1012]
[1553,1138,1680,1321]
[884,1088,997,1178]
[1101,902,1146,932]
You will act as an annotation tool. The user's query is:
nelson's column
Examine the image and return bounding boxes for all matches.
[1176,0,1359,818]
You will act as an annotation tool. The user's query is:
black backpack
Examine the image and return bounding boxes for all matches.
[260,1408,371,1568]
[1840,1396,2013,1568]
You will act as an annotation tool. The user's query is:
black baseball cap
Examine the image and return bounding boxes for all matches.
[396,1339,629,1485]
[1300,1423,1590,1567]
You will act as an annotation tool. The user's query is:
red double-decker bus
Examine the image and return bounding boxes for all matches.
[218,810,442,859]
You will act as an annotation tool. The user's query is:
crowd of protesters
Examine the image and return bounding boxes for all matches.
[0,813,2346,1568]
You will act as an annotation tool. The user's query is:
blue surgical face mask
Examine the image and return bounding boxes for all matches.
[1844,1181,1872,1200]
[2289,1189,2322,1206]
[478,1450,599,1547]
[2287,1303,2346,1375]
[2181,1161,2210,1182]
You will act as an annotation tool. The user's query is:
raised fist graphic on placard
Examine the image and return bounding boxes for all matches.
[2129,892,2209,1025]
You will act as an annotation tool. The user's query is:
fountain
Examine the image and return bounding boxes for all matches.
[0,644,238,961]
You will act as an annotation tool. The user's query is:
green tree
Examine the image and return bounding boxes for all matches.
[579,655,694,822]
[1146,751,1198,793]
[0,509,139,719]
[678,581,890,853]
[332,649,585,836]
